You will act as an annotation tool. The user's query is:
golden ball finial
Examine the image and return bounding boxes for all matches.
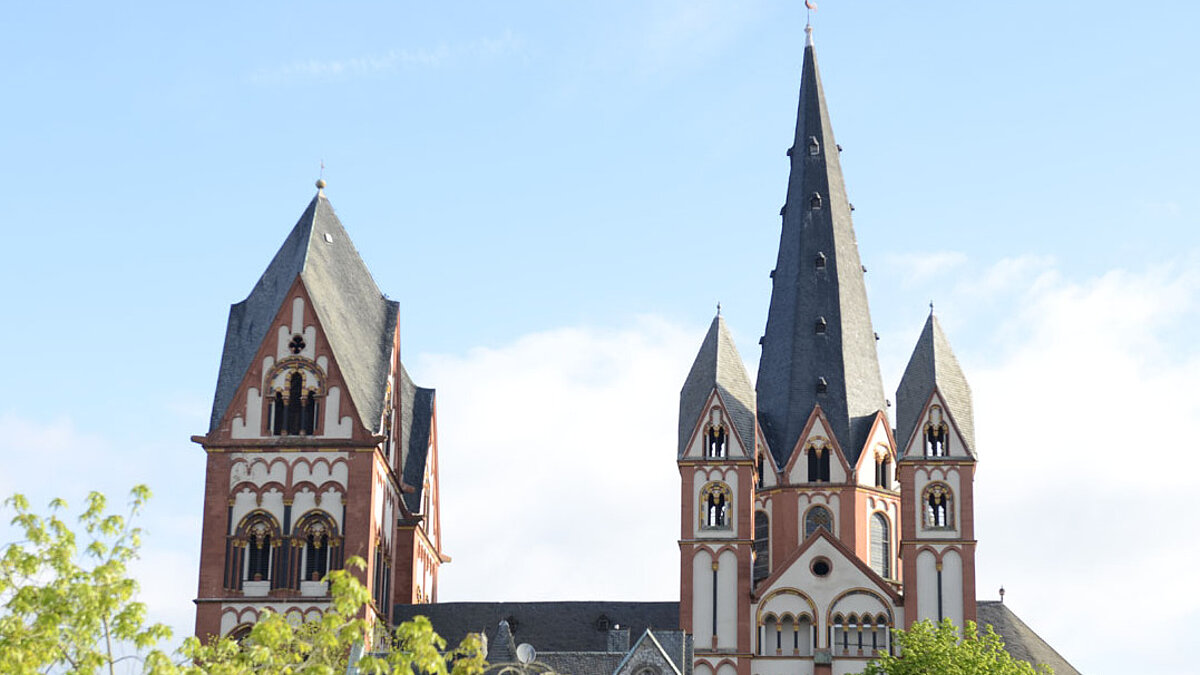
[316,178,327,190]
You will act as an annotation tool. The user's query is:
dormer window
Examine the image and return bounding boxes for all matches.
[814,316,827,334]
[814,252,826,269]
[706,425,728,459]
[925,423,949,457]
[806,446,830,482]
[809,192,822,210]
[808,136,820,156]
[816,377,828,394]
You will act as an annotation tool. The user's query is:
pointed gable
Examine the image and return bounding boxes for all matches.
[614,630,684,675]
[678,315,756,456]
[895,313,975,457]
[755,27,887,471]
[209,191,398,434]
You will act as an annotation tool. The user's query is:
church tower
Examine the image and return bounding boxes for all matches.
[678,314,758,674]
[894,312,977,629]
[192,183,446,641]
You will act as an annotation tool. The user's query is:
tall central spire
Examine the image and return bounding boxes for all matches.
[755,27,887,468]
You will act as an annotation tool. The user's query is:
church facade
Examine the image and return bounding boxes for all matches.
[193,27,1076,675]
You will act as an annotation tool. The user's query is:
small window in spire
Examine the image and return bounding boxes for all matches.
[808,136,820,156]
[816,377,828,394]
[706,425,728,459]
[810,193,822,210]
[814,252,826,269]
[814,317,827,334]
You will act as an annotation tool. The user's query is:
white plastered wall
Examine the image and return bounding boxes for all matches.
[854,421,893,487]
[903,394,970,459]
[915,549,938,623]
[942,549,964,627]
[692,548,714,645]
[716,549,738,649]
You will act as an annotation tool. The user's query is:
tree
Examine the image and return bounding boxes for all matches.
[1,487,486,675]
[859,619,1052,675]
[0,485,173,674]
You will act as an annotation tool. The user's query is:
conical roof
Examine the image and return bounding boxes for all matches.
[895,312,975,456]
[208,190,399,434]
[755,27,887,468]
[679,315,756,455]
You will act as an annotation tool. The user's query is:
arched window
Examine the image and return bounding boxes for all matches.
[873,615,889,655]
[923,483,953,529]
[699,482,732,529]
[265,359,325,437]
[236,512,280,584]
[875,454,891,489]
[832,614,848,655]
[796,614,813,656]
[753,511,770,583]
[761,615,778,655]
[806,446,830,482]
[870,513,890,578]
[804,505,833,538]
[295,511,339,582]
[228,623,253,643]
[706,425,727,458]
[925,423,949,457]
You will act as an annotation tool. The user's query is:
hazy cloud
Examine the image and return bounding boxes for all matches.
[249,31,526,84]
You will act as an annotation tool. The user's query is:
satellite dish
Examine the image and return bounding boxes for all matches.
[516,643,536,664]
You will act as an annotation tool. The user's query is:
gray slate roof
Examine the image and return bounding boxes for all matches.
[208,192,398,435]
[398,363,436,513]
[894,313,975,456]
[978,601,1080,674]
[679,315,757,456]
[392,601,680,653]
[755,34,887,470]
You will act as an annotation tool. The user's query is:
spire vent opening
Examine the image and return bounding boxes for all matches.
[814,252,827,269]
[323,232,334,244]
[815,317,827,334]
[816,377,828,394]
[808,136,820,156]
[809,192,823,210]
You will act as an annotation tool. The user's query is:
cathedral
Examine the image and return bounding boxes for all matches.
[192,26,1077,675]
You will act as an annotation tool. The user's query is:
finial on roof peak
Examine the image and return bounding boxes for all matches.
[316,178,327,190]
[805,23,814,47]
[716,301,722,317]
[929,301,935,316]
[317,160,327,195]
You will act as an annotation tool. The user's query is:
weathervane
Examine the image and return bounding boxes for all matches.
[805,0,817,27]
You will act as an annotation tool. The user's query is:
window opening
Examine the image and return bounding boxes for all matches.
[870,513,890,578]
[805,506,833,538]
[245,521,272,581]
[806,446,830,482]
[810,192,823,210]
[925,484,952,528]
[925,424,948,457]
[808,136,820,156]
[875,456,891,489]
[753,511,770,583]
[706,425,727,458]
[699,482,732,529]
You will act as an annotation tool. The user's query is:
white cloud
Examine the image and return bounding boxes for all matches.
[882,250,968,287]
[413,316,701,601]
[967,258,1200,674]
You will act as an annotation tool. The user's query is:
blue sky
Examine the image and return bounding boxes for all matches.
[2,3,1198,673]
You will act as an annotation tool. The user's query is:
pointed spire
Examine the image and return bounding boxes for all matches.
[755,32,887,469]
[895,313,976,457]
[209,190,398,434]
[679,314,756,455]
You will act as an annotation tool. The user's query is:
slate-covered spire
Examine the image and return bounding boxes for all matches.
[679,314,756,456]
[755,26,887,468]
[209,187,399,434]
[895,311,976,457]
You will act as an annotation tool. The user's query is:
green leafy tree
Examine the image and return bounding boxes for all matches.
[0,485,173,674]
[2,486,486,675]
[859,618,1052,675]
[169,558,486,675]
